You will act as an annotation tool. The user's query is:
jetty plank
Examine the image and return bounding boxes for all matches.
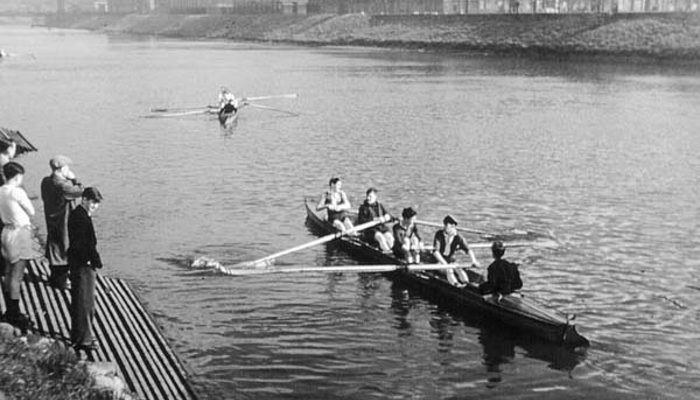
[0,259,198,400]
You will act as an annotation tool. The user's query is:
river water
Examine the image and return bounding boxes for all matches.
[1,24,698,399]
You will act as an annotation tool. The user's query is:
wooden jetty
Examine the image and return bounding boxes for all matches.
[0,259,197,400]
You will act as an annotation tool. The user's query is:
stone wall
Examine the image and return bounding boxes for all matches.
[41,11,700,60]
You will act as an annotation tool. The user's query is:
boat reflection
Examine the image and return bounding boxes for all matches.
[388,280,585,376]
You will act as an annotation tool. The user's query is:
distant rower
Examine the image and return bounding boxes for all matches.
[218,87,239,115]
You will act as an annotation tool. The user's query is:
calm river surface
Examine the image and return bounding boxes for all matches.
[1,24,699,399]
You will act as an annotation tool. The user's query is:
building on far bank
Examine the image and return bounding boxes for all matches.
[58,0,697,14]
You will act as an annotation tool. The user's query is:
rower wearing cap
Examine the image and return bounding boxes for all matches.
[392,207,423,264]
[433,215,480,287]
[479,241,523,301]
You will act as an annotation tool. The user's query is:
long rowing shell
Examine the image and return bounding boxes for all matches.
[303,198,589,347]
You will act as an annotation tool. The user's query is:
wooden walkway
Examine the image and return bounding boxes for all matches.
[0,259,198,400]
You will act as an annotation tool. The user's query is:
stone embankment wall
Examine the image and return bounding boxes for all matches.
[43,11,700,60]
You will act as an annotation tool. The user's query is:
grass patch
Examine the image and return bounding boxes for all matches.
[0,333,115,400]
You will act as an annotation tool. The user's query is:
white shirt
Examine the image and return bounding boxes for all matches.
[219,91,238,108]
[0,185,34,227]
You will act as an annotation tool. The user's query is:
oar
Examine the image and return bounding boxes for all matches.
[246,102,298,116]
[143,109,213,118]
[414,219,552,242]
[423,239,558,250]
[414,219,495,237]
[227,217,389,270]
[243,94,298,101]
[219,262,475,276]
[150,105,216,113]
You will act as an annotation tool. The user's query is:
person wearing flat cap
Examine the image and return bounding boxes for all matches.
[68,187,104,352]
[432,215,481,288]
[392,207,423,264]
[41,155,83,290]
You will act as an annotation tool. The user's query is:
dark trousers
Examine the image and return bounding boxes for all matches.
[69,264,96,346]
[49,265,70,289]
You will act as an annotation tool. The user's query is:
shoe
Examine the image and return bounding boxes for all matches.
[74,341,99,352]
[50,278,71,291]
[2,313,32,332]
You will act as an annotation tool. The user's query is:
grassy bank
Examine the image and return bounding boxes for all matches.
[43,12,700,60]
[0,331,112,399]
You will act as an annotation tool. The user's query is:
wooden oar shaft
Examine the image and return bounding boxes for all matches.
[150,105,215,113]
[145,109,212,118]
[221,262,475,276]
[243,94,297,101]
[414,219,491,236]
[423,239,557,250]
[247,103,298,116]
[231,217,387,269]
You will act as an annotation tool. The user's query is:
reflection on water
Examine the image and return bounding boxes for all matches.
[1,25,698,399]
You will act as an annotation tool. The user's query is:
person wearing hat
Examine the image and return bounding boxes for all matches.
[392,207,423,263]
[479,241,523,301]
[357,188,394,252]
[0,162,41,332]
[432,215,481,288]
[41,155,84,290]
[68,187,104,352]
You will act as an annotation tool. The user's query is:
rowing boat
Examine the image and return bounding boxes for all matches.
[217,107,239,127]
[304,199,589,347]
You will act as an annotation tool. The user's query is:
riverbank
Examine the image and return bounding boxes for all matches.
[41,11,700,61]
[0,325,133,399]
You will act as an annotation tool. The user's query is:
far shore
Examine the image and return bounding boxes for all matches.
[14,11,700,62]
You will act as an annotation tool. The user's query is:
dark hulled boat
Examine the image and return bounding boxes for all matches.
[304,199,589,348]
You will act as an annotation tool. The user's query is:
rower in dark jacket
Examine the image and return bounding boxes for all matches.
[68,187,103,352]
[479,241,523,300]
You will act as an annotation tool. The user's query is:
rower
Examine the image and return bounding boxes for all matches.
[357,187,394,252]
[316,177,355,234]
[392,207,423,264]
[432,215,480,288]
[218,86,239,115]
[479,241,523,301]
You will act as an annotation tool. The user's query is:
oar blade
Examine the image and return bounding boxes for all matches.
[247,102,298,116]
[243,94,298,101]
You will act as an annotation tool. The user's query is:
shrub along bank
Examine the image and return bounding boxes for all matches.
[43,11,700,60]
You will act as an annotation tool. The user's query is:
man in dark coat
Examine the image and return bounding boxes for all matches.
[68,187,103,352]
[479,241,523,300]
[42,155,83,290]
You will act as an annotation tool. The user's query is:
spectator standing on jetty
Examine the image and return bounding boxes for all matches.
[41,155,83,290]
[68,187,103,352]
[0,141,17,279]
[0,162,41,331]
